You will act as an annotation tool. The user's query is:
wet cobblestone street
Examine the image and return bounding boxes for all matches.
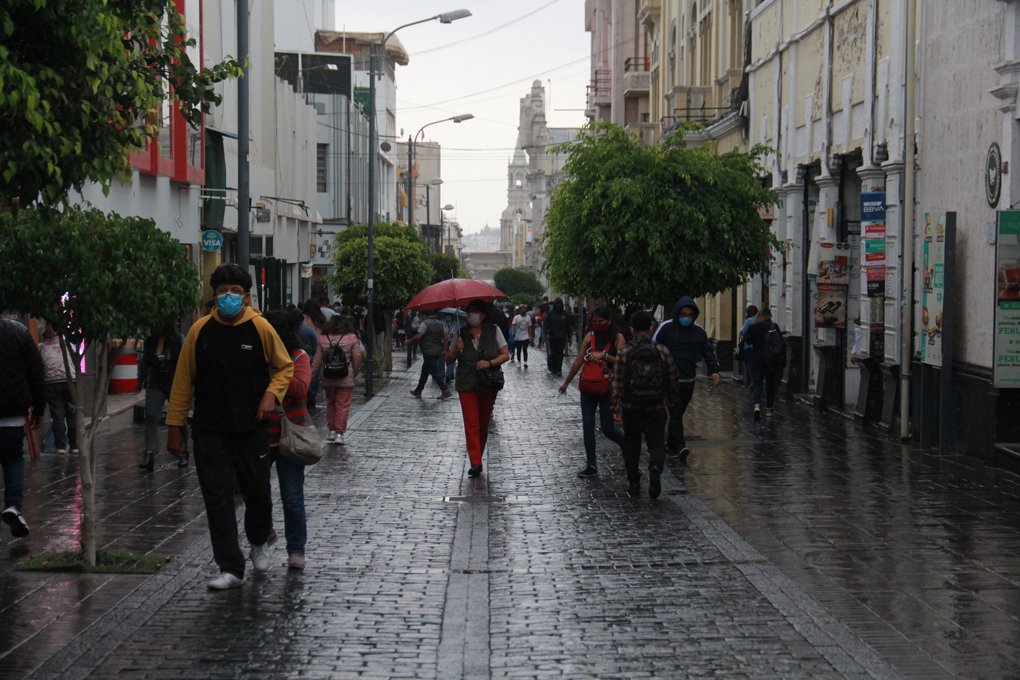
[2,355,1019,678]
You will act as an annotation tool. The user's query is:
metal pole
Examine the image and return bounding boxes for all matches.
[425,185,431,238]
[365,44,377,397]
[899,0,917,439]
[406,135,413,225]
[237,0,250,269]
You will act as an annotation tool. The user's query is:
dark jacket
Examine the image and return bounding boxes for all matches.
[545,303,570,340]
[455,324,503,392]
[652,296,721,382]
[0,320,46,420]
[745,319,786,372]
[138,332,185,395]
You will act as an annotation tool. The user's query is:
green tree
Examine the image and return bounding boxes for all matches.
[543,122,780,305]
[428,252,465,283]
[0,207,200,566]
[0,0,242,206]
[493,268,545,300]
[330,223,432,371]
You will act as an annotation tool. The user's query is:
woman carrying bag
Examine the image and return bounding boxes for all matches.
[264,309,314,570]
[558,306,626,478]
[445,300,510,478]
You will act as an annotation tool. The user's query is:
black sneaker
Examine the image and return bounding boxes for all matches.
[2,506,29,538]
[666,447,679,457]
[678,448,691,464]
[468,464,483,478]
[627,481,641,497]
[577,465,598,478]
[648,469,662,499]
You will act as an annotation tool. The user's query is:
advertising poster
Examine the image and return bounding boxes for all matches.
[920,213,947,366]
[995,211,1020,386]
[862,193,886,299]
[866,265,885,297]
[814,284,847,329]
[817,243,849,285]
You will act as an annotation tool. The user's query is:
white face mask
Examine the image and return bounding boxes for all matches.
[467,313,482,327]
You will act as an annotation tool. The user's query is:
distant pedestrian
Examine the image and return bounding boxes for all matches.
[137,325,187,470]
[439,310,462,386]
[404,310,420,367]
[737,305,759,387]
[318,296,336,321]
[300,300,325,413]
[405,311,451,400]
[511,306,533,367]
[264,309,313,570]
[311,315,362,446]
[445,300,510,478]
[39,326,77,456]
[166,263,294,590]
[652,296,721,462]
[559,306,625,478]
[612,310,679,498]
[745,307,786,419]
[545,298,569,376]
[0,315,45,538]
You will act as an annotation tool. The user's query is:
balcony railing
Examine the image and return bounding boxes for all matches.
[624,56,649,72]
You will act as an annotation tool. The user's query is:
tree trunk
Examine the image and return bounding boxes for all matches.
[76,342,112,568]
[383,314,394,372]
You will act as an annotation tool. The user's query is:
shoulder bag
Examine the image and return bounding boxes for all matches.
[277,409,324,465]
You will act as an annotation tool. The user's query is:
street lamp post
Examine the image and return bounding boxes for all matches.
[407,113,473,228]
[366,9,471,397]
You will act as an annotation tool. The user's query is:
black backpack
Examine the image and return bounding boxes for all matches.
[323,335,349,379]
[624,339,668,405]
[763,323,786,369]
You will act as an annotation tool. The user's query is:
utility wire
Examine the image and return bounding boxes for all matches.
[409,0,567,57]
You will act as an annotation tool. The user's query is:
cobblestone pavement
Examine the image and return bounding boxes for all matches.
[1,349,1019,678]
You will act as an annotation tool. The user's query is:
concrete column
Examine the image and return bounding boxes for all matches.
[778,180,803,335]
[882,159,905,364]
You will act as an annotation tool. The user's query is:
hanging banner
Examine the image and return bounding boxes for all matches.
[920,213,947,366]
[995,211,1020,386]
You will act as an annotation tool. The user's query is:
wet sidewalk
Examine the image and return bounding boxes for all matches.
[1,353,1019,678]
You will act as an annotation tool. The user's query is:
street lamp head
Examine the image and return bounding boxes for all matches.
[429,178,444,186]
[437,9,472,23]
[443,204,455,211]
[452,114,474,123]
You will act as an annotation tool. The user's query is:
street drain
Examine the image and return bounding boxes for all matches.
[444,495,505,503]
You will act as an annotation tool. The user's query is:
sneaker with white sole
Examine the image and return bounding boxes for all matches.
[288,553,306,570]
[250,543,270,573]
[325,430,337,443]
[2,506,29,537]
[335,432,345,446]
[207,572,243,590]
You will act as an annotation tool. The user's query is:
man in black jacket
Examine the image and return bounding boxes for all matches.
[0,316,46,537]
[545,298,569,376]
[652,296,721,462]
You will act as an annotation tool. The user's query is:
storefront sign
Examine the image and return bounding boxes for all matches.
[814,284,847,329]
[920,213,947,366]
[201,229,223,252]
[995,211,1020,386]
[862,193,886,300]
[866,265,886,297]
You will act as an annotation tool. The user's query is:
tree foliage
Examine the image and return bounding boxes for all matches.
[0,0,243,206]
[0,206,200,566]
[329,223,432,311]
[494,268,545,300]
[0,207,200,343]
[543,122,780,305]
[428,252,465,283]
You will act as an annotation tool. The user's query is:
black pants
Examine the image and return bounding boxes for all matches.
[622,408,667,483]
[515,338,530,363]
[547,337,566,374]
[45,381,76,450]
[192,426,273,578]
[667,381,696,451]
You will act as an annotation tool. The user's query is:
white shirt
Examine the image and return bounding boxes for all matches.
[511,315,532,340]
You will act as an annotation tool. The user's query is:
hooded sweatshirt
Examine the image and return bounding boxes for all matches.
[166,306,294,434]
[652,296,721,382]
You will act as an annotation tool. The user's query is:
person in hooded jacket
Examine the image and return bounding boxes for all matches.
[652,296,721,462]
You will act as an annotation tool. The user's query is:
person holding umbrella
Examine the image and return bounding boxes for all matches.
[444,300,510,478]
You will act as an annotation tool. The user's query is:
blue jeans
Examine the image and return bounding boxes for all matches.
[45,382,76,450]
[751,363,778,409]
[271,447,307,556]
[416,354,447,392]
[0,426,26,510]
[579,391,623,467]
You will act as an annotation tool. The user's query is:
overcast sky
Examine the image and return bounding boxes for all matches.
[335,0,590,234]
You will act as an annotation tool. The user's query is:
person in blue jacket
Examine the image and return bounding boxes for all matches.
[652,296,721,462]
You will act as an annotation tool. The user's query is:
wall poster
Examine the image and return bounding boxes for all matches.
[995,211,1020,387]
[920,212,947,366]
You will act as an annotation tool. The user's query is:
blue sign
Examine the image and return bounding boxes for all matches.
[201,230,223,252]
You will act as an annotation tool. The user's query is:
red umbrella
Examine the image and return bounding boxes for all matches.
[405,278,506,311]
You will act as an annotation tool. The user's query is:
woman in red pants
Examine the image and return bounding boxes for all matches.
[445,300,509,477]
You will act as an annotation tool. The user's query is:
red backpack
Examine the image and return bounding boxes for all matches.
[579,334,612,397]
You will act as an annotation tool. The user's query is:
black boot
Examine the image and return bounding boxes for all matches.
[140,450,154,471]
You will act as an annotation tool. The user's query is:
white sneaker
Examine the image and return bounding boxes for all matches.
[335,432,345,446]
[1,506,29,537]
[207,572,243,590]
[54,448,67,455]
[250,543,270,573]
[325,430,337,443]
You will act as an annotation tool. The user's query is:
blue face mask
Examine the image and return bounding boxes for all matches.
[217,292,244,318]
[679,316,694,327]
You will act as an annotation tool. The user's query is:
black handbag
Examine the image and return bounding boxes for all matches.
[476,365,504,391]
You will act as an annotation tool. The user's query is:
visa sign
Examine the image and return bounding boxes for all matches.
[201,229,223,252]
